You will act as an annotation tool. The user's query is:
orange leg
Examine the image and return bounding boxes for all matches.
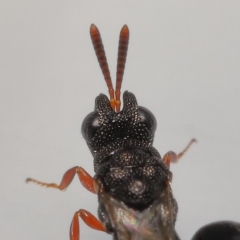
[163,138,197,167]
[26,166,96,194]
[70,209,106,240]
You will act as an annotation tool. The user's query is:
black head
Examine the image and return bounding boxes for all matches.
[82,91,157,172]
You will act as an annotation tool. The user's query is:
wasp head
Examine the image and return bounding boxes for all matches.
[82,91,157,171]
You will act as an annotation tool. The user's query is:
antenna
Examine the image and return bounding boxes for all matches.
[90,24,129,112]
[90,24,115,110]
[115,25,129,112]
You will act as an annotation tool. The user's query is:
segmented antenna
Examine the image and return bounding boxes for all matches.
[115,25,129,112]
[90,24,129,112]
[90,24,115,110]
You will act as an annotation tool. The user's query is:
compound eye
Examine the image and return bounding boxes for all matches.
[81,111,100,142]
[138,106,157,134]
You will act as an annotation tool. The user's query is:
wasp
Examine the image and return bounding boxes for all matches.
[27,25,240,240]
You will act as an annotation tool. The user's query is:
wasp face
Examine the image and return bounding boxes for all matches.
[82,91,157,172]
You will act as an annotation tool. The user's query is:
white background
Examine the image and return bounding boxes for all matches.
[1,1,240,240]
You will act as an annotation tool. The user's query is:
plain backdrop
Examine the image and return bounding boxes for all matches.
[1,1,240,240]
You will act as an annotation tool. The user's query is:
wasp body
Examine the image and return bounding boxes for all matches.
[82,91,180,240]
[27,25,240,240]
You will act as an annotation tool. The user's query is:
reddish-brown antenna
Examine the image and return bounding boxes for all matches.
[115,25,129,112]
[90,24,129,112]
[90,24,115,110]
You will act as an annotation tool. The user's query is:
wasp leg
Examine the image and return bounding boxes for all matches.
[70,209,106,240]
[163,138,197,167]
[162,151,177,168]
[177,138,197,159]
[26,166,96,194]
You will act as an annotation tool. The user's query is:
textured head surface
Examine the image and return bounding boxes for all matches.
[82,91,157,172]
